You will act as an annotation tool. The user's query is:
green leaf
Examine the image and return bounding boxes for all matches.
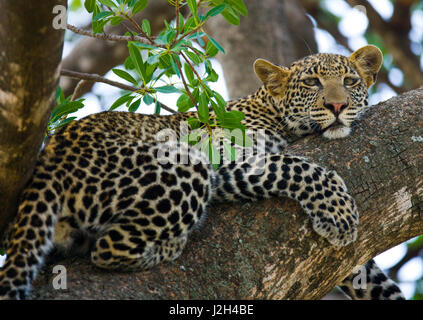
[129,43,146,81]
[112,69,138,85]
[56,86,66,104]
[184,63,195,84]
[110,16,123,25]
[144,63,156,83]
[166,29,177,44]
[128,98,141,112]
[221,7,240,25]
[183,16,196,33]
[213,91,227,110]
[132,0,148,14]
[98,0,117,7]
[177,93,194,112]
[124,56,134,70]
[186,117,201,130]
[205,40,219,57]
[50,100,85,123]
[55,117,77,129]
[93,11,113,22]
[210,100,224,119]
[205,4,226,19]
[178,12,184,33]
[92,18,108,34]
[225,110,245,121]
[229,0,248,16]
[205,68,218,82]
[84,0,95,12]
[146,53,160,65]
[109,93,134,110]
[198,92,209,123]
[143,94,154,105]
[205,34,225,53]
[219,111,245,130]
[185,50,202,65]
[187,0,198,17]
[196,32,205,47]
[159,54,172,71]
[170,54,180,77]
[134,42,158,50]
[155,85,180,93]
[141,19,151,36]
[154,100,161,114]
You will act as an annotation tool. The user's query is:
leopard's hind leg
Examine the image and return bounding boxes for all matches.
[90,222,188,271]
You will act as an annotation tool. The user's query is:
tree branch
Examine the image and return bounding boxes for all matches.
[60,69,177,114]
[66,24,156,45]
[61,69,139,91]
[30,88,423,299]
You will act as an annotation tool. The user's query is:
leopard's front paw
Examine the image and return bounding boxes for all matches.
[300,170,358,247]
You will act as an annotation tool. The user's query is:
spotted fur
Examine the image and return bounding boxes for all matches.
[0,45,403,300]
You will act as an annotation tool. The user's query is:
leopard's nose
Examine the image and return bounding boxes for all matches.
[323,102,348,116]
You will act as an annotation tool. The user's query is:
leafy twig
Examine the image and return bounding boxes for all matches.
[60,69,177,114]
[66,24,159,46]
[121,12,156,44]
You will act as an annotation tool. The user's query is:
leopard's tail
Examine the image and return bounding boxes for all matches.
[0,161,62,300]
[339,259,405,300]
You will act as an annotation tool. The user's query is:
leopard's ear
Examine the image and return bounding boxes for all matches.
[349,45,383,87]
[254,59,291,97]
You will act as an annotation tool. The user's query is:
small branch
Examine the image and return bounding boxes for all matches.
[173,57,198,109]
[180,51,208,93]
[66,24,158,46]
[121,13,156,45]
[60,69,177,114]
[61,68,139,91]
[71,80,89,101]
[175,0,180,39]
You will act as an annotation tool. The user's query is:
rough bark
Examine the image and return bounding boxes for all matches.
[61,0,178,98]
[0,1,65,236]
[206,0,317,99]
[30,88,423,300]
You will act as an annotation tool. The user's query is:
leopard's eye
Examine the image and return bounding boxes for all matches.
[302,78,320,87]
[344,77,359,86]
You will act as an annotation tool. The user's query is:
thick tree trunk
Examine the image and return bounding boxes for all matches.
[206,0,317,99]
[0,1,66,236]
[30,88,423,300]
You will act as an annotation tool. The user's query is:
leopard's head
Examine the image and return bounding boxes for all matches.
[254,45,383,139]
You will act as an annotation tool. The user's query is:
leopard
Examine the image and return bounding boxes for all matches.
[0,45,404,300]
